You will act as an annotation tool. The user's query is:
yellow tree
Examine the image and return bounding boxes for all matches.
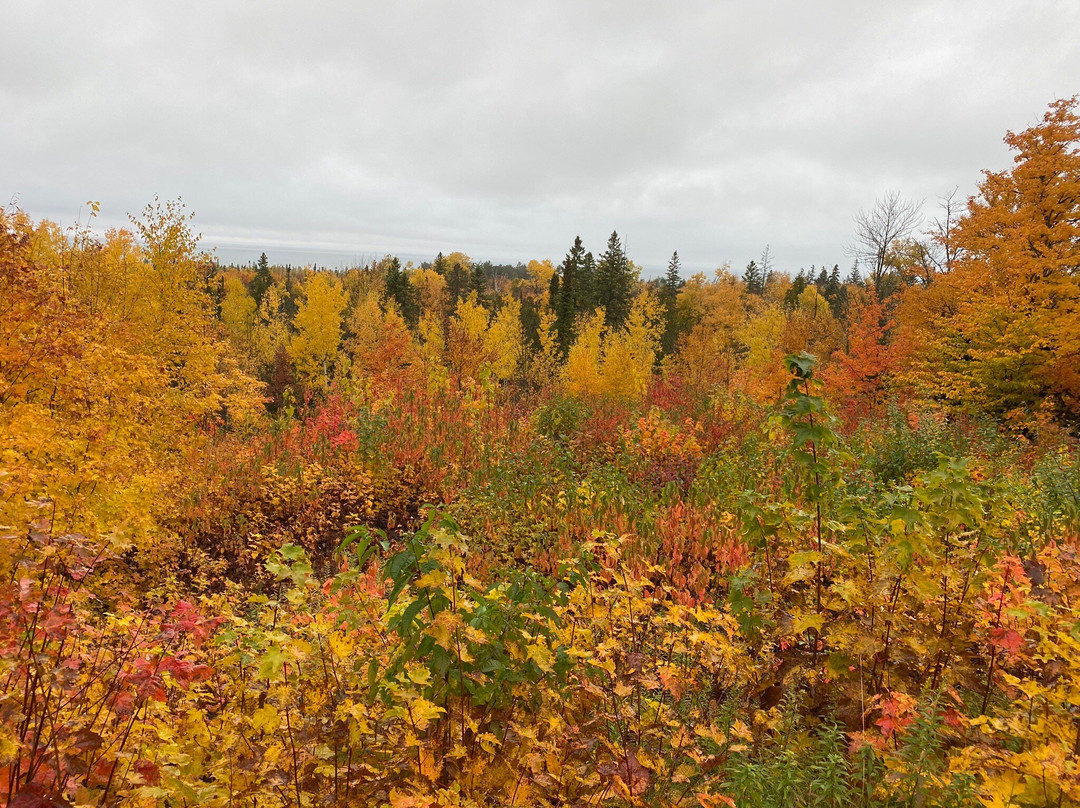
[348,293,418,396]
[417,310,447,371]
[564,309,605,397]
[483,297,524,382]
[252,282,292,371]
[667,269,745,389]
[527,307,562,389]
[735,304,788,403]
[410,266,447,319]
[220,274,258,371]
[600,291,663,399]
[782,286,843,358]
[126,198,260,422]
[525,259,557,306]
[447,294,490,379]
[444,293,523,383]
[1,205,260,565]
[289,272,347,394]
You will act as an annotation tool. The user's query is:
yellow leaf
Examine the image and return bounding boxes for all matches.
[526,642,555,673]
[252,704,280,733]
[406,663,432,686]
[415,569,446,589]
[792,612,826,634]
[410,698,445,731]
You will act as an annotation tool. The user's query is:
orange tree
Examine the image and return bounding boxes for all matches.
[903,97,1080,425]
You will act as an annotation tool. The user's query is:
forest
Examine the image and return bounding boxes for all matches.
[0,97,1078,808]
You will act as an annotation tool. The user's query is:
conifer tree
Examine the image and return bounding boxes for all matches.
[596,231,635,330]
[784,269,809,309]
[554,236,585,356]
[433,251,448,276]
[519,296,542,351]
[469,263,487,305]
[744,259,765,295]
[383,257,419,327]
[445,261,469,310]
[251,252,273,307]
[825,264,846,317]
[577,251,597,313]
[660,251,683,355]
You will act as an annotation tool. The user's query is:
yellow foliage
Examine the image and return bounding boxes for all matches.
[564,294,662,401]
[483,296,524,381]
[736,304,788,403]
[410,266,447,318]
[600,291,662,399]
[446,294,524,383]
[563,309,605,397]
[0,204,261,562]
[289,272,347,393]
[220,274,258,371]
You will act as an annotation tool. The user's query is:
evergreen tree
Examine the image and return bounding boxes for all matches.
[446,261,469,310]
[577,251,597,313]
[469,263,487,304]
[555,236,585,356]
[663,251,681,303]
[519,295,542,352]
[845,262,864,287]
[784,269,809,309]
[383,257,419,327]
[548,273,560,311]
[825,264,846,317]
[433,251,448,276]
[744,259,765,295]
[251,252,274,308]
[661,251,683,356]
[596,231,635,330]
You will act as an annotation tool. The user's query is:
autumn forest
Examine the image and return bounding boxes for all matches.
[2,97,1079,807]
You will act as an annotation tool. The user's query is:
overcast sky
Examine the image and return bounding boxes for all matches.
[2,1,1077,277]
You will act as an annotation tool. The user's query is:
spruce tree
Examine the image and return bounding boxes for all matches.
[596,231,635,330]
[251,252,273,307]
[663,251,681,303]
[744,259,764,296]
[548,273,560,311]
[555,236,585,356]
[577,251,597,313]
[433,251,448,276]
[784,269,809,309]
[446,261,469,310]
[661,251,683,355]
[469,263,487,304]
[383,257,419,327]
[519,296,542,351]
[825,264,846,317]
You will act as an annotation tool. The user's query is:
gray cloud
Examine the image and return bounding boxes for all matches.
[2,0,1077,275]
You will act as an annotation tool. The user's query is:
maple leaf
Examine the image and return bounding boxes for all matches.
[990,627,1024,657]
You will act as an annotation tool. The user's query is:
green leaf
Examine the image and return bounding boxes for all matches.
[257,646,285,681]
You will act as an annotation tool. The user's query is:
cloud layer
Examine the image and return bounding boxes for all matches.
[3,1,1078,275]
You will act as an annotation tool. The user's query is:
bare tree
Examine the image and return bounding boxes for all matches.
[849,190,923,295]
[925,186,964,277]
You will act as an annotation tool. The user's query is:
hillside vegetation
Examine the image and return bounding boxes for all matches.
[1,99,1079,807]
